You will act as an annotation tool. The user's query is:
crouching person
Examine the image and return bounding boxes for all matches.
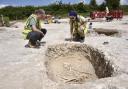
[69,11,88,42]
[22,9,47,48]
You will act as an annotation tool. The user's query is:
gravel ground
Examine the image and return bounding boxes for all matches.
[0,17,128,89]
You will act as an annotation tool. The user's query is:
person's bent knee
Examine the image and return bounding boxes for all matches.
[29,32,40,41]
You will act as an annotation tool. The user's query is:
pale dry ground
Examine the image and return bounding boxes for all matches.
[0,17,128,89]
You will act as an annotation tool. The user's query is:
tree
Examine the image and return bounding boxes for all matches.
[105,0,120,10]
[77,3,87,13]
[90,0,97,8]
[99,2,106,11]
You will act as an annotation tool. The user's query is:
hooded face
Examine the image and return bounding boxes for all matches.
[69,11,77,21]
[69,16,77,21]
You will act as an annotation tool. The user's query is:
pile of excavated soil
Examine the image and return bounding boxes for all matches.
[47,52,98,84]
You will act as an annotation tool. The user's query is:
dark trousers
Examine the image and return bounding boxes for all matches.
[27,29,47,45]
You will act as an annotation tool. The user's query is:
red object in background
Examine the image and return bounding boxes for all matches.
[90,12,95,19]
[118,10,123,19]
[90,10,123,20]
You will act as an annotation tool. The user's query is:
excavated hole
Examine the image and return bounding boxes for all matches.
[92,28,121,37]
[45,43,114,84]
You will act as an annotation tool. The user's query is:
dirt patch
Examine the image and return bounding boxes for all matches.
[45,43,114,84]
[47,53,98,84]
[87,28,121,37]
[0,28,5,32]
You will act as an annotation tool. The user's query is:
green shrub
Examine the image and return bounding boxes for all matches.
[3,17,10,27]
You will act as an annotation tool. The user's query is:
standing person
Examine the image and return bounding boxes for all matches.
[22,9,47,48]
[106,6,109,16]
[69,11,88,42]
